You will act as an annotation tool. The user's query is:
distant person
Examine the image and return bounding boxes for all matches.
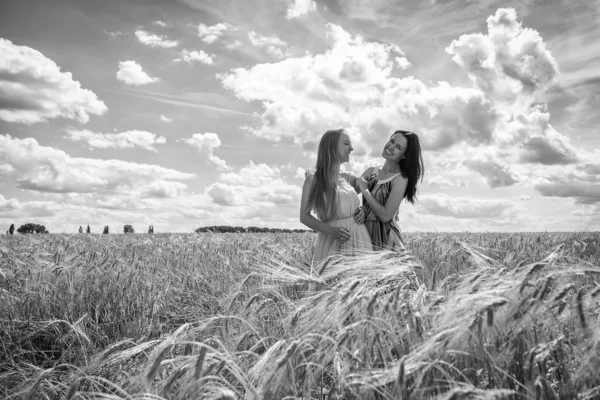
[355,130,424,251]
[300,129,373,280]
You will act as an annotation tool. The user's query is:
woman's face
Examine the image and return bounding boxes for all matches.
[337,132,354,163]
[382,133,407,162]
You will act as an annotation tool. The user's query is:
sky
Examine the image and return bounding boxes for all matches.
[0,0,599,233]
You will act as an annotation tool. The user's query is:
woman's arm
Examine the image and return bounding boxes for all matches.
[359,175,407,223]
[300,174,350,241]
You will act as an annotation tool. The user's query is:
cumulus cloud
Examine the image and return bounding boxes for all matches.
[0,194,61,218]
[205,161,300,207]
[463,158,518,188]
[0,38,107,124]
[173,49,214,65]
[154,20,167,27]
[218,24,421,146]
[160,115,172,122]
[248,31,287,47]
[217,9,579,173]
[425,176,455,189]
[447,8,559,101]
[533,165,600,204]
[142,180,187,198]
[225,40,242,51]
[248,31,289,59]
[419,193,513,219]
[197,23,232,43]
[117,61,159,85]
[64,129,167,152]
[134,30,179,48]
[0,135,194,194]
[179,132,229,170]
[286,0,317,19]
[446,8,577,165]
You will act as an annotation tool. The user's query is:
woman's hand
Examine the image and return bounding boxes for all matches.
[330,226,351,244]
[357,177,369,193]
[354,206,366,224]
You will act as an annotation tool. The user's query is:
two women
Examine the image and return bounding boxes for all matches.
[300,128,424,266]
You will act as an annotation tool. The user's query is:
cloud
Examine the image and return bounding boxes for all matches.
[160,115,172,122]
[219,24,487,149]
[0,135,194,194]
[286,0,317,19]
[446,8,559,104]
[64,129,167,152]
[533,165,600,204]
[141,180,187,198]
[0,194,62,219]
[154,20,167,27]
[248,31,289,59]
[179,132,229,170]
[248,31,287,47]
[104,30,123,37]
[519,135,578,165]
[419,193,513,219]
[173,49,214,65]
[425,176,455,189]
[205,161,301,207]
[225,40,242,51]
[197,23,232,43]
[135,30,179,48]
[0,38,107,124]
[463,158,518,188]
[446,8,577,165]
[117,61,159,85]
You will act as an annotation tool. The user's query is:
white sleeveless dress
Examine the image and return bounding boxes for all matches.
[311,177,373,268]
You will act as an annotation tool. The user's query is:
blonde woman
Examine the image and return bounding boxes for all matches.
[300,129,373,271]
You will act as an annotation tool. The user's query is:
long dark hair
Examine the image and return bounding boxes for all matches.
[307,129,343,220]
[396,130,424,204]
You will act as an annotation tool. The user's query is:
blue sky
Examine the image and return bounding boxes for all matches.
[1,0,599,233]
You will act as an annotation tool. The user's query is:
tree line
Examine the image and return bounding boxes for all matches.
[194,226,314,233]
[6,223,313,235]
[5,223,154,235]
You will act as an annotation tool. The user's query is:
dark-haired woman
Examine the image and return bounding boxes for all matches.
[300,129,373,270]
[356,130,424,251]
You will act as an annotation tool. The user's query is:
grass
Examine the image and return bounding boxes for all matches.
[0,231,599,399]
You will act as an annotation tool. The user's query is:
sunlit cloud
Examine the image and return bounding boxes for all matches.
[197,22,233,43]
[0,38,107,124]
[116,60,159,85]
[286,0,317,19]
[135,30,179,48]
[64,129,167,152]
[179,132,230,170]
[173,49,214,65]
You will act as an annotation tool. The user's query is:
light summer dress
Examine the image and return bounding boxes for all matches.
[311,175,373,267]
[362,167,406,251]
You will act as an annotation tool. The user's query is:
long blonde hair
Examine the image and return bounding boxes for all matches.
[307,129,343,220]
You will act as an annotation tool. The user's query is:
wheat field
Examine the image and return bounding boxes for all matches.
[0,232,599,399]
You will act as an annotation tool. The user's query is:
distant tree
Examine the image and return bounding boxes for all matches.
[103,226,109,234]
[124,225,135,234]
[79,226,83,233]
[86,225,91,234]
[17,223,48,234]
[8,224,14,235]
